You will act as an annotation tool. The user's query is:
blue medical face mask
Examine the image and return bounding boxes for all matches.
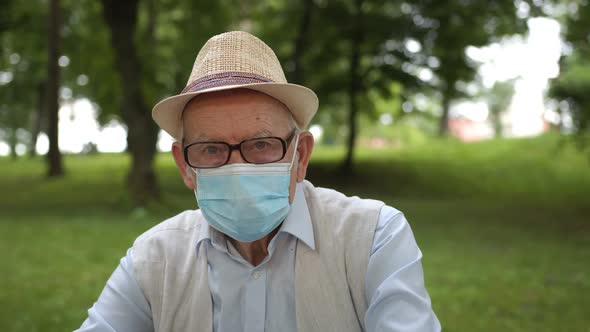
[193,135,299,243]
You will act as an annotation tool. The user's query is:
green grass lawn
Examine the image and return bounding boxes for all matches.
[0,133,589,332]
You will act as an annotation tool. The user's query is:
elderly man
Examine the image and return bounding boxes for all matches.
[76,31,440,332]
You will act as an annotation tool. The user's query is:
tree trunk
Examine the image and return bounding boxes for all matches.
[439,88,452,137]
[341,0,363,173]
[491,108,503,138]
[29,81,46,157]
[101,0,160,206]
[146,0,156,42]
[291,0,313,85]
[8,128,17,160]
[46,0,64,176]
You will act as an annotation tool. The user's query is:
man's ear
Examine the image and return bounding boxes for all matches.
[172,142,196,190]
[295,131,314,182]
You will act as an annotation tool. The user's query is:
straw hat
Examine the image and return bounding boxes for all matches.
[152,31,319,140]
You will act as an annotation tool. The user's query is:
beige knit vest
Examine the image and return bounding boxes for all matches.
[132,180,384,332]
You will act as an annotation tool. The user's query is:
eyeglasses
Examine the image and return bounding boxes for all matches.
[184,130,297,169]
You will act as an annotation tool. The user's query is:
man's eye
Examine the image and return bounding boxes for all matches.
[253,141,270,150]
[202,145,220,154]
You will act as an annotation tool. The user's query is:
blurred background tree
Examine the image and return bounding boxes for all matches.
[485,79,516,137]
[46,0,64,176]
[0,0,237,204]
[549,0,590,154]
[100,0,161,202]
[251,0,532,172]
[0,0,48,160]
[1,0,584,201]
[416,0,526,137]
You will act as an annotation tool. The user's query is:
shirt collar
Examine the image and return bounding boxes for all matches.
[280,181,315,249]
[195,181,315,255]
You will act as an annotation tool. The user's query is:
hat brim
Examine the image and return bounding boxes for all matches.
[152,83,319,141]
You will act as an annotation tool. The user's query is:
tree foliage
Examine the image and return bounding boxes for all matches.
[487,80,516,137]
[416,0,527,136]
[250,0,528,171]
[0,0,545,197]
[550,1,590,139]
[0,0,237,204]
[0,0,48,158]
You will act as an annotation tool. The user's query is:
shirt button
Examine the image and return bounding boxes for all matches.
[253,271,261,279]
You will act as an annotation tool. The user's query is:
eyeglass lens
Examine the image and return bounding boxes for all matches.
[186,137,286,168]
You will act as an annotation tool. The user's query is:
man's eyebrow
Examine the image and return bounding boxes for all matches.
[186,129,275,144]
[251,129,273,138]
[189,133,212,142]
[183,133,209,146]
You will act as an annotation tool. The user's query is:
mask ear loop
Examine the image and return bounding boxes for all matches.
[288,133,300,171]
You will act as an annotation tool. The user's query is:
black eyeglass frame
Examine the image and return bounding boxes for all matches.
[183,129,298,169]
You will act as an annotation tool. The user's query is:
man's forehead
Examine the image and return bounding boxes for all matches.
[184,122,285,143]
[181,89,292,142]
